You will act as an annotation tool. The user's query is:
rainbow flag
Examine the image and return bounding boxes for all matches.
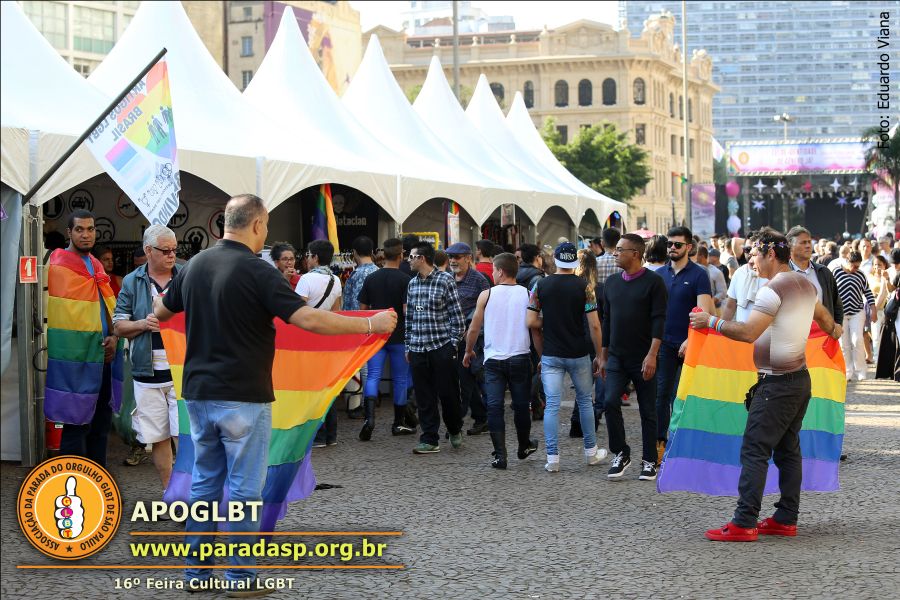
[311,183,340,252]
[161,311,388,530]
[658,323,846,496]
[45,249,124,424]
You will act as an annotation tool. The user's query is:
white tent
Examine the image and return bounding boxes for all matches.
[505,92,626,225]
[412,57,576,225]
[343,36,513,224]
[465,76,581,226]
[244,8,400,220]
[0,1,108,195]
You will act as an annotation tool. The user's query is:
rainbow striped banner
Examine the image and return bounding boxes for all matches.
[658,323,846,496]
[311,183,340,252]
[161,311,389,530]
[45,249,124,424]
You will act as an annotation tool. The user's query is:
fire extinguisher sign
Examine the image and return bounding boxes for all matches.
[19,256,38,284]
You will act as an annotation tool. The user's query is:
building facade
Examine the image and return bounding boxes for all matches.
[374,13,718,233]
[621,0,900,141]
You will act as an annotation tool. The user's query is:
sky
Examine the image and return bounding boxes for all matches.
[348,1,620,33]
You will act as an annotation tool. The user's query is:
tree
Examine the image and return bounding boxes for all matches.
[541,117,651,205]
[405,83,474,108]
[862,125,900,223]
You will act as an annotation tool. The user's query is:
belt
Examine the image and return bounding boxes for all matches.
[757,368,808,382]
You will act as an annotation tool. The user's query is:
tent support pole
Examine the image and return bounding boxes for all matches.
[452,1,460,100]
[22,48,168,205]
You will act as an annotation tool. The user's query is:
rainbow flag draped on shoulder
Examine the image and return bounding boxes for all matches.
[45,249,124,424]
[658,323,846,496]
[161,311,388,531]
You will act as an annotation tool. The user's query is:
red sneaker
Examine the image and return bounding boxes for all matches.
[757,517,797,537]
[705,522,758,542]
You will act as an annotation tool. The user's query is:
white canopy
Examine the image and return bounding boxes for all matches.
[343,36,513,224]
[244,8,400,219]
[0,1,108,195]
[412,57,575,225]
[505,92,626,224]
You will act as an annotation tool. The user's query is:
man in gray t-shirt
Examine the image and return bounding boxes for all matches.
[689,229,842,543]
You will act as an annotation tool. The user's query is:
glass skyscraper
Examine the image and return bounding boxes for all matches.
[620,1,899,142]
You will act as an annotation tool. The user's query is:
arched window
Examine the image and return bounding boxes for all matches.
[490,82,505,103]
[523,80,534,108]
[688,98,693,122]
[578,79,592,106]
[679,95,684,120]
[633,78,646,105]
[554,80,569,107]
[601,78,616,105]
[669,93,675,117]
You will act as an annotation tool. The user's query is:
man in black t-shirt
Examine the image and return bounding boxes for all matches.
[601,233,668,481]
[359,238,414,437]
[527,242,608,472]
[154,195,396,591]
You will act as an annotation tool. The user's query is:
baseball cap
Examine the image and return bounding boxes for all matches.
[445,242,472,255]
[708,248,721,257]
[554,242,579,269]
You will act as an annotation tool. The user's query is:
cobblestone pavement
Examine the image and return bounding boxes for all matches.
[2,370,898,599]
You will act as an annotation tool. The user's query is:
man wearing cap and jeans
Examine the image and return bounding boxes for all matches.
[447,242,491,435]
[527,242,608,472]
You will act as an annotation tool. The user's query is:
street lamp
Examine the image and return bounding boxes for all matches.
[773,113,792,141]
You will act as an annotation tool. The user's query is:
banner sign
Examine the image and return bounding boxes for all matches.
[85,57,181,227]
[446,201,460,247]
[727,141,866,176]
[691,183,716,240]
[500,203,516,227]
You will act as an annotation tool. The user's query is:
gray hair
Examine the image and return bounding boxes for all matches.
[224,194,266,230]
[143,224,176,248]
[785,226,811,247]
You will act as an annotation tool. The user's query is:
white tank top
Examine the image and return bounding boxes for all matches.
[483,284,531,361]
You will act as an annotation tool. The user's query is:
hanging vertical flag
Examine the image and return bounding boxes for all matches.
[312,184,340,251]
[446,200,460,247]
[85,57,180,226]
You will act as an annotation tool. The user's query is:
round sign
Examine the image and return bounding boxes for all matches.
[208,210,225,240]
[115,192,140,219]
[68,189,94,213]
[168,201,190,229]
[16,456,122,560]
[43,196,65,221]
[183,226,208,252]
[94,217,116,242]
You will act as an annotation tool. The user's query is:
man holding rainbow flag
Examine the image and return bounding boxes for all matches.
[687,229,842,542]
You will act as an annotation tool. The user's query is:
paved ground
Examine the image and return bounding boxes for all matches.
[2,369,898,599]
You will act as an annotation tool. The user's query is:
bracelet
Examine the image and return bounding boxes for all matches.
[708,315,718,330]
[365,317,372,335]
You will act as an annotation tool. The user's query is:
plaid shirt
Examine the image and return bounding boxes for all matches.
[595,252,623,285]
[455,267,491,318]
[343,262,378,311]
[405,267,465,353]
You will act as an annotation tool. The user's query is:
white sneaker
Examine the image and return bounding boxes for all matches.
[544,458,560,472]
[586,448,609,466]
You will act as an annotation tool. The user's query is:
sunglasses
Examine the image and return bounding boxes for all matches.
[152,246,178,256]
[666,241,687,249]
[408,254,423,261]
[613,247,639,254]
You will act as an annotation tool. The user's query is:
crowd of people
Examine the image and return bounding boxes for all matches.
[41,196,900,586]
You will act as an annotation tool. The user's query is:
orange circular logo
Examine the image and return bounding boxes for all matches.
[17,456,122,560]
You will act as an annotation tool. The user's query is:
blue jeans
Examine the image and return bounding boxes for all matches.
[571,363,606,427]
[363,343,410,405]
[655,341,684,442]
[184,400,271,586]
[484,354,532,439]
[603,354,658,463]
[541,355,596,456]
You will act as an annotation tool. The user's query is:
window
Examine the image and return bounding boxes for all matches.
[669,93,675,117]
[523,81,534,108]
[679,96,684,120]
[680,136,684,156]
[73,6,115,54]
[671,134,677,155]
[635,124,646,145]
[601,78,616,105]
[73,60,98,78]
[557,125,568,144]
[241,70,253,90]
[688,98,693,123]
[578,79,592,106]
[689,139,695,158]
[243,6,252,19]
[490,82,505,103]
[23,1,67,49]
[633,78,646,105]
[554,80,568,107]
[241,36,253,57]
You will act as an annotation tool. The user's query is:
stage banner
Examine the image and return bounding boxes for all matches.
[691,183,716,239]
[727,141,866,176]
[447,200,460,246]
[85,57,180,226]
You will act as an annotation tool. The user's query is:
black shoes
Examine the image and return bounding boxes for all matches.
[489,431,507,470]
[358,397,376,441]
[391,404,415,436]
[607,452,631,479]
[517,438,539,460]
[467,421,489,436]
[638,460,658,481]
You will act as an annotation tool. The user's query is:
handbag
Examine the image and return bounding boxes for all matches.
[885,289,899,321]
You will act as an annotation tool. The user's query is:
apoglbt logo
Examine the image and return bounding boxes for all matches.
[17,456,122,560]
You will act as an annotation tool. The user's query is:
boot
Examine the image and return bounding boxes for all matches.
[489,431,507,469]
[405,390,419,428]
[516,430,539,460]
[358,397,376,441]
[391,404,415,436]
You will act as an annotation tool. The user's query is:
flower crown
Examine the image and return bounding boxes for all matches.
[752,240,789,253]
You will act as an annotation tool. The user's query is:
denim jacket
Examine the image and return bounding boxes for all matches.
[113,263,180,377]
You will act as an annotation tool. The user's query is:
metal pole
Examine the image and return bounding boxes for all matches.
[22,48,168,204]
[682,0,691,229]
[452,1,460,101]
